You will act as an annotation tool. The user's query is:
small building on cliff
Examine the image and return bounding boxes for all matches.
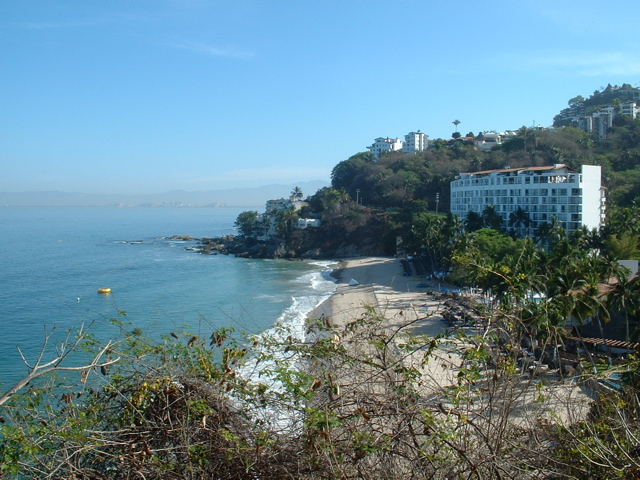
[258,196,320,239]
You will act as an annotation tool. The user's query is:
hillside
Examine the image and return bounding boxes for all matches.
[554,83,640,128]
[329,120,640,211]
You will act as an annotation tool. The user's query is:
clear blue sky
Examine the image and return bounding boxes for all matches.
[2,1,639,195]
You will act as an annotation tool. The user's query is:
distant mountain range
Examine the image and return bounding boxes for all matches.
[0,180,329,207]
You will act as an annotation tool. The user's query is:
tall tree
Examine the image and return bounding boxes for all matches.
[291,186,303,201]
[482,205,504,231]
[509,207,531,237]
[234,211,259,237]
[465,211,484,232]
[607,272,640,343]
[275,206,299,239]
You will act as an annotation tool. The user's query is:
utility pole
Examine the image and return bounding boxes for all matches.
[435,193,440,214]
[356,189,360,204]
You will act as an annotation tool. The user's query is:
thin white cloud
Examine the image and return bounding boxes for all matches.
[171,40,254,59]
[506,50,640,77]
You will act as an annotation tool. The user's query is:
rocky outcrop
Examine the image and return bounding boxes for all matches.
[189,210,395,259]
[191,233,387,259]
[193,236,296,259]
[168,235,196,241]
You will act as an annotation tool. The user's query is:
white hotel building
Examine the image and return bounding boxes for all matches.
[450,164,606,236]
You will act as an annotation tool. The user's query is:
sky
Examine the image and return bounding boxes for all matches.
[2,1,640,195]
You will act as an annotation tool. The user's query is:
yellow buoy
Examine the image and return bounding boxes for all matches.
[97,288,111,294]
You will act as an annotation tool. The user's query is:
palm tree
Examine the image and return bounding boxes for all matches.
[259,214,271,237]
[571,225,603,251]
[321,188,342,213]
[337,188,351,205]
[275,206,299,239]
[444,213,465,245]
[535,217,565,251]
[291,186,303,201]
[607,272,639,343]
[465,211,484,232]
[412,214,447,273]
[509,207,531,238]
[452,119,461,133]
[482,205,504,231]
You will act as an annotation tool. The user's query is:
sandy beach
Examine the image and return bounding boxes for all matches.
[306,256,592,426]
[309,256,447,336]
[307,256,461,395]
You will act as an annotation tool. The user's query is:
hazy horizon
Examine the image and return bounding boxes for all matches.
[0,180,330,207]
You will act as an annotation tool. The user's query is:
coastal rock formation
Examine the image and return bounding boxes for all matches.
[193,231,388,259]
[188,208,394,259]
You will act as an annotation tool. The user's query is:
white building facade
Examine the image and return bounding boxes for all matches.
[402,131,428,154]
[450,164,605,236]
[367,137,403,158]
[620,101,638,119]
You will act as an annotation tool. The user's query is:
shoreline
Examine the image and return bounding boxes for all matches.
[309,256,447,336]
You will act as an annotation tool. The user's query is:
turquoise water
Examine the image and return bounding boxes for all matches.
[0,207,336,389]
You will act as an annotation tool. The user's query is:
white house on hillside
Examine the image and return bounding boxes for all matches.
[367,137,403,159]
[475,131,518,151]
[450,164,605,237]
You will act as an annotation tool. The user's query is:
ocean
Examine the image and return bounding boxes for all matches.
[0,207,337,390]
